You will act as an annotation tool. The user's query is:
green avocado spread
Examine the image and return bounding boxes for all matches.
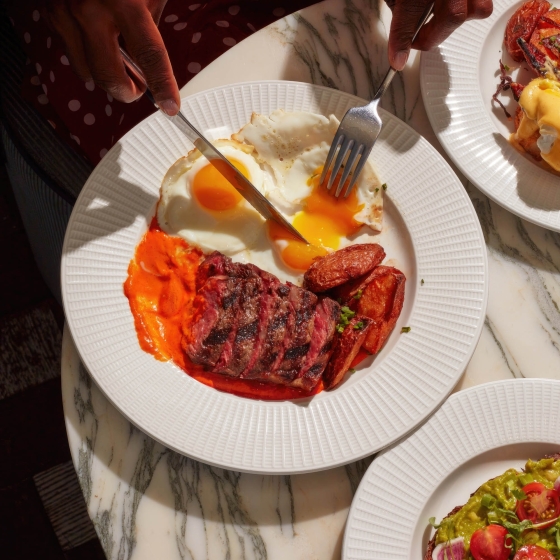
[434,458,560,558]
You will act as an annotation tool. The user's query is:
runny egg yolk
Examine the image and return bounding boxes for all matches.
[269,167,364,271]
[192,158,248,211]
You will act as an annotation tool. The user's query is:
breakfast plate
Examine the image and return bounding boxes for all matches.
[420,0,560,232]
[61,80,487,474]
[342,378,560,560]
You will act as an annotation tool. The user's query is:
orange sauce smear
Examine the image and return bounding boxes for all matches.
[124,219,327,400]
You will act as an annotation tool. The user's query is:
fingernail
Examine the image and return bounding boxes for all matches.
[158,99,180,116]
[393,50,409,71]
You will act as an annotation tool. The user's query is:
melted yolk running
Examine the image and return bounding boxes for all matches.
[192,158,248,211]
[269,167,364,270]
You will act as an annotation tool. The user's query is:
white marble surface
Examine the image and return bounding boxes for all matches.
[61,0,560,558]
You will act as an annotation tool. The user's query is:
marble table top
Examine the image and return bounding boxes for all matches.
[61,0,560,558]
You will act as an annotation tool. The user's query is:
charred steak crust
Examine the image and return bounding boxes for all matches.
[184,276,242,367]
[186,252,341,390]
[293,298,341,390]
[271,286,317,383]
[219,276,263,377]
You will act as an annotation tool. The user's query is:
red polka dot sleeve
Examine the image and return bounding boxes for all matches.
[6,0,318,166]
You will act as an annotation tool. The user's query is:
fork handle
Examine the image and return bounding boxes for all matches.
[370,1,435,103]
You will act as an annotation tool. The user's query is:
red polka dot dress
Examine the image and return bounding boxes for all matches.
[6,0,318,166]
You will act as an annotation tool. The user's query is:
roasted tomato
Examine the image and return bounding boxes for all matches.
[516,482,560,528]
[514,545,556,560]
[505,0,551,62]
[470,524,512,560]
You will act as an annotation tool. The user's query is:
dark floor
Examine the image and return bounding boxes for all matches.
[0,162,105,559]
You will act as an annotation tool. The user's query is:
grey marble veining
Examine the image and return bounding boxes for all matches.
[61,0,560,558]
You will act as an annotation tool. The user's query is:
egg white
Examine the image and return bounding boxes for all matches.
[234,109,384,231]
[158,141,269,256]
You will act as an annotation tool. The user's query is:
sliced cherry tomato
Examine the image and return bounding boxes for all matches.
[514,544,556,560]
[516,482,560,529]
[470,525,512,560]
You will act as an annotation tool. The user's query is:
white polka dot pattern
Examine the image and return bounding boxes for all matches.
[191,32,201,43]
[173,22,187,31]
[61,81,487,474]
[68,99,80,111]
[343,379,560,559]
[223,37,236,46]
[187,62,201,73]
[84,113,95,125]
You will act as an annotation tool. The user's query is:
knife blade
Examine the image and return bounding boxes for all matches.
[119,47,307,244]
[168,111,308,243]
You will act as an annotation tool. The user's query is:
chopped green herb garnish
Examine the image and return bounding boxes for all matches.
[353,321,364,330]
[421,279,424,285]
[481,494,497,508]
[429,517,441,529]
[504,64,511,72]
[382,183,388,191]
[375,188,379,194]
[348,368,356,374]
[401,326,411,333]
[337,306,356,333]
[353,289,363,300]
[519,473,534,486]
[512,489,527,501]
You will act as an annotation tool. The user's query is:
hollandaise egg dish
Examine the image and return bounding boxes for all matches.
[157,110,384,284]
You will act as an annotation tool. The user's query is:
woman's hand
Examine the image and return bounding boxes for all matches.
[44,0,180,115]
[386,0,493,70]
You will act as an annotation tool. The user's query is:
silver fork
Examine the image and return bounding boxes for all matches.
[321,1,434,198]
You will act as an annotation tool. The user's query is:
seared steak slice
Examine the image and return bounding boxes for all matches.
[215,277,263,377]
[291,297,340,390]
[196,251,259,290]
[243,283,293,379]
[183,276,243,367]
[185,251,345,391]
[270,286,317,384]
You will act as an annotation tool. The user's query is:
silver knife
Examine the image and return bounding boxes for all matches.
[119,48,307,244]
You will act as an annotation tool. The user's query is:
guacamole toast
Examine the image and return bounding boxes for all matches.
[426,454,560,560]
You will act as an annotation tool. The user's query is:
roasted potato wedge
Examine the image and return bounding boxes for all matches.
[357,266,405,354]
[303,244,385,293]
[323,315,373,390]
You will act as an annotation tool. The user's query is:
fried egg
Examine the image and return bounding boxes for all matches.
[234,110,383,270]
[158,140,268,255]
[158,111,384,284]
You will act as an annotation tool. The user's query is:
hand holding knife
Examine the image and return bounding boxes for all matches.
[119,48,308,244]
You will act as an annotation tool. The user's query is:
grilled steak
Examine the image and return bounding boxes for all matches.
[183,276,243,368]
[185,252,340,391]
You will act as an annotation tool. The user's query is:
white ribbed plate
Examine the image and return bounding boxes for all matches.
[421,0,560,232]
[343,378,560,559]
[61,81,487,474]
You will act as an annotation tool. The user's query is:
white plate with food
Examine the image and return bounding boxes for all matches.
[343,378,560,560]
[421,0,560,232]
[61,80,487,474]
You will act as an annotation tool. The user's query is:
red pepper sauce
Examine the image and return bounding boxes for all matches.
[124,220,326,400]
